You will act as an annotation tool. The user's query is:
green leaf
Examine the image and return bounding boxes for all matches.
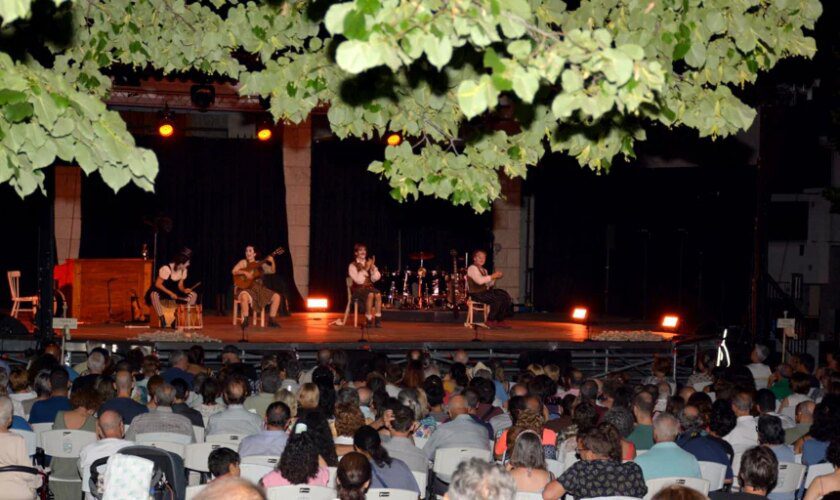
[456,75,498,119]
[552,93,578,118]
[507,40,531,59]
[0,89,26,105]
[357,0,380,15]
[343,10,368,40]
[0,0,34,26]
[512,69,540,103]
[684,42,707,68]
[324,2,354,35]
[336,40,380,74]
[51,117,75,137]
[561,69,583,92]
[673,41,691,61]
[3,102,34,123]
[424,35,452,70]
[499,16,526,39]
[706,11,725,34]
[483,48,505,73]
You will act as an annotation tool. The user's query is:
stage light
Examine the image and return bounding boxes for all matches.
[661,314,680,329]
[571,307,588,321]
[256,120,273,141]
[386,132,402,146]
[307,297,328,310]
[158,106,175,138]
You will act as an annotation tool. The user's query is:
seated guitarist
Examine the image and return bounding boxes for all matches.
[232,245,282,328]
[145,248,197,328]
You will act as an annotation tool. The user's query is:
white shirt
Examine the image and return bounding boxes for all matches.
[348,258,381,285]
[9,392,36,418]
[206,404,263,436]
[159,264,187,281]
[779,393,811,422]
[78,438,134,496]
[748,363,772,389]
[466,265,494,288]
[724,415,759,453]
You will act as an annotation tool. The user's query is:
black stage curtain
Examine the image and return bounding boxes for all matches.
[80,136,302,312]
[310,140,493,311]
[0,186,43,309]
[530,156,755,326]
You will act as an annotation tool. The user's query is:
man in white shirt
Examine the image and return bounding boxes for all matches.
[724,391,759,453]
[465,250,513,328]
[207,376,263,436]
[348,243,383,327]
[748,345,773,389]
[78,410,134,499]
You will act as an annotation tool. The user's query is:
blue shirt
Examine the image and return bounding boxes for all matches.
[161,367,194,388]
[803,439,829,466]
[370,458,420,494]
[11,416,32,431]
[493,380,509,405]
[238,430,289,458]
[634,442,702,481]
[677,432,734,479]
[28,396,72,424]
[99,397,149,424]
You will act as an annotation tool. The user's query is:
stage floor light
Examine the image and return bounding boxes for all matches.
[572,307,588,321]
[307,297,328,309]
[661,314,680,329]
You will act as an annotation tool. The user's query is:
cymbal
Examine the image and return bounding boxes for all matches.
[409,251,435,260]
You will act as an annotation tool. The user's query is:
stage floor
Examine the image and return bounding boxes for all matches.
[65,313,676,348]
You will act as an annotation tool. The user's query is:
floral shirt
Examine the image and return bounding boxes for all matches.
[557,459,648,499]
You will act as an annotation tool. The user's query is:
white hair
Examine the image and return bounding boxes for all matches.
[447,458,516,500]
[87,352,106,373]
[754,345,770,362]
[653,412,681,442]
[0,396,13,429]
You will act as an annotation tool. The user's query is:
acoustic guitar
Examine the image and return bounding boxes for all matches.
[233,247,285,289]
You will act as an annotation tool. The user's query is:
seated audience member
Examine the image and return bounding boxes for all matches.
[493,386,529,436]
[786,400,815,445]
[245,368,281,418]
[126,382,195,442]
[444,458,516,500]
[558,400,599,458]
[506,430,553,494]
[207,375,262,436]
[653,485,709,500]
[161,350,194,388]
[353,425,420,494]
[686,351,715,390]
[642,356,677,395]
[51,387,102,500]
[260,424,330,487]
[498,408,557,461]
[8,368,35,418]
[779,373,813,422]
[221,345,258,382]
[296,383,320,418]
[802,396,840,465]
[28,367,72,424]
[709,399,738,461]
[134,355,160,404]
[769,364,794,401]
[197,377,225,422]
[72,351,107,392]
[299,410,339,466]
[423,376,448,424]
[383,404,428,473]
[99,370,148,424]
[335,403,366,457]
[628,391,656,451]
[170,377,204,427]
[748,345,773,389]
[0,396,42,498]
[78,410,134,500]
[470,377,503,422]
[804,439,840,500]
[0,372,30,431]
[711,446,778,500]
[398,387,438,438]
[543,425,647,500]
[336,452,372,500]
[21,369,51,417]
[756,389,795,429]
[423,394,492,463]
[209,447,241,481]
[603,406,637,460]
[757,415,795,500]
[357,387,375,422]
[195,477,265,500]
[725,391,759,453]
[635,412,702,481]
[677,405,733,482]
[273,388,298,419]
[186,345,210,376]
[238,402,291,458]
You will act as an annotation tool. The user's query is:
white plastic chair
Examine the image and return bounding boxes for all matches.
[206,433,248,448]
[241,463,274,484]
[587,497,644,500]
[366,488,418,500]
[563,450,579,471]
[185,443,236,473]
[771,462,806,494]
[412,470,427,495]
[145,440,186,458]
[40,429,97,485]
[10,429,37,457]
[794,453,802,464]
[266,485,337,500]
[644,477,710,500]
[732,452,743,480]
[514,493,544,500]
[698,461,727,491]
[135,431,192,445]
[414,436,429,450]
[186,484,206,500]
[804,462,834,488]
[193,425,205,443]
[327,466,337,488]
[8,270,38,318]
[546,458,563,477]
[433,447,493,483]
[30,422,53,447]
[242,455,280,467]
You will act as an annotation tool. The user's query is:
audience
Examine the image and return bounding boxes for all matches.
[260,424,330,487]
[0,396,41,498]
[171,377,204,427]
[445,458,516,500]
[196,377,225,422]
[711,446,778,500]
[635,412,701,481]
[126,382,196,442]
[628,391,656,451]
[8,368,35,418]
[506,430,552,493]
[748,345,773,390]
[208,447,241,481]
[98,370,148,424]
[22,369,51,417]
[602,406,637,460]
[677,404,733,482]
[802,396,840,465]
[353,425,419,494]
[804,438,840,500]
[238,402,291,458]
[28,367,72,424]
[725,391,759,453]
[336,452,372,500]
[423,394,492,463]
[207,376,262,436]
[334,402,366,457]
[757,415,795,500]
[197,477,265,499]
[78,410,133,500]
[161,350,195,388]
[72,351,107,392]
[245,368,281,418]
[273,388,298,419]
[383,404,428,472]
[786,400,815,445]
[654,484,708,500]
[51,387,102,500]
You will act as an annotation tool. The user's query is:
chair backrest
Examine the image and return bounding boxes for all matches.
[433,447,493,482]
[145,441,186,458]
[40,429,97,458]
[804,462,834,488]
[184,443,236,473]
[564,450,579,470]
[772,462,806,494]
[414,436,429,449]
[30,422,53,447]
[644,477,710,500]
[240,463,274,484]
[185,484,206,500]
[698,461,727,491]
[366,488,419,500]
[587,497,644,500]
[266,485,337,500]
[135,431,192,445]
[206,433,248,447]
[193,425,205,443]
[514,493,544,500]
[7,270,20,299]
[412,470,427,495]
[10,429,37,456]
[242,455,280,468]
[327,466,337,488]
[546,458,564,477]
[346,276,354,293]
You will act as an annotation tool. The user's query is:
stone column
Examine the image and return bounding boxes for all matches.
[492,176,524,304]
[283,119,312,299]
[54,166,82,263]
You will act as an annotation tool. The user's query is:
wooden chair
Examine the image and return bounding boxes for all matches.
[7,270,38,319]
[463,275,489,329]
[331,277,361,327]
[232,291,266,327]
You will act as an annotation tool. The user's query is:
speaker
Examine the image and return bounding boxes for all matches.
[0,314,29,336]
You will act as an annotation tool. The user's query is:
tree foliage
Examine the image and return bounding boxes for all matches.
[0,0,822,210]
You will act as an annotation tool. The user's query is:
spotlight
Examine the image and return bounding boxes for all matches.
[158,106,175,138]
[386,132,402,146]
[571,307,588,321]
[661,314,680,329]
[307,297,329,310]
[256,121,273,141]
[190,84,216,109]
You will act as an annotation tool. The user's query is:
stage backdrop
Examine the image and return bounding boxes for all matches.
[309,140,493,311]
[80,136,302,312]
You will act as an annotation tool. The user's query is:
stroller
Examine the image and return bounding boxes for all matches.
[0,465,51,500]
[89,445,187,500]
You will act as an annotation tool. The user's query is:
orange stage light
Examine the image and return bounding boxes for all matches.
[661,314,680,329]
[571,307,588,321]
[307,297,329,309]
[158,123,174,138]
[386,133,402,146]
[257,127,272,141]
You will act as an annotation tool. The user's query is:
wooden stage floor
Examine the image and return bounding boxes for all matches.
[68,313,675,348]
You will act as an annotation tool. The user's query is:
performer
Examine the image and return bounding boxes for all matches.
[466,249,513,328]
[145,248,198,328]
[232,245,282,328]
[348,243,383,328]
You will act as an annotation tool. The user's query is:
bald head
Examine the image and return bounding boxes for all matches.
[454,350,469,365]
[796,400,816,424]
[44,344,61,361]
[114,370,134,396]
[358,387,372,406]
[196,477,265,500]
[97,410,124,438]
[448,395,468,418]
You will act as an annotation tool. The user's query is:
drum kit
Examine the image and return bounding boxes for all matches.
[381,249,469,311]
